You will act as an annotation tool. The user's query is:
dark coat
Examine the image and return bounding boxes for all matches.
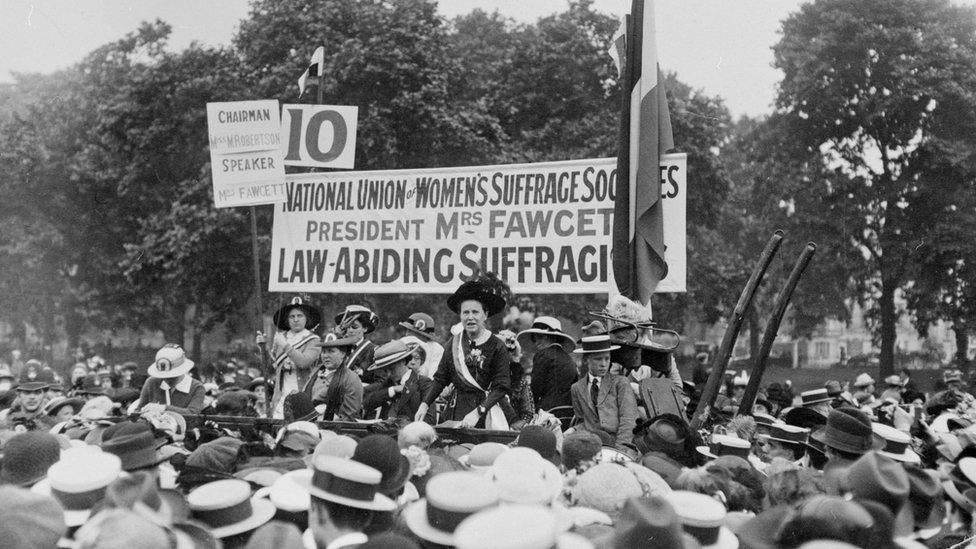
[530,344,578,411]
[363,371,433,421]
[424,333,511,420]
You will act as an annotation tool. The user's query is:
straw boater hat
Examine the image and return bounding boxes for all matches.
[335,305,379,334]
[446,272,511,317]
[400,312,439,341]
[404,471,500,546]
[800,388,832,406]
[572,334,620,355]
[367,340,416,372]
[147,344,194,379]
[696,434,751,461]
[32,447,123,527]
[871,423,920,464]
[516,316,576,354]
[453,504,591,549]
[273,296,322,331]
[757,424,810,447]
[187,479,276,539]
[667,490,740,549]
[296,455,395,512]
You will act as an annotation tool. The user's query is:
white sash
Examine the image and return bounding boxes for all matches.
[452,335,509,430]
[274,331,318,369]
[346,339,371,372]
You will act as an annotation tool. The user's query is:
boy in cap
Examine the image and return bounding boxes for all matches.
[570,334,638,448]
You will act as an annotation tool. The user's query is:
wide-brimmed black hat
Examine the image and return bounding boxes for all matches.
[446,272,510,317]
[273,297,322,331]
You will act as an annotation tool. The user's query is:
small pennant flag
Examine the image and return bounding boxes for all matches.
[298,46,325,96]
[608,16,626,77]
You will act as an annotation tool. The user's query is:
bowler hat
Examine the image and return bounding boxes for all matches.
[810,408,878,455]
[102,430,168,472]
[352,435,411,497]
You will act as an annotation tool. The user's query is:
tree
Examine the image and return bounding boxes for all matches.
[773,0,976,376]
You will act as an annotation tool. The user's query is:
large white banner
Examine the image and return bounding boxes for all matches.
[269,155,686,294]
[206,100,286,208]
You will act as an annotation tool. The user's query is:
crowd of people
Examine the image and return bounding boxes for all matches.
[1,274,976,548]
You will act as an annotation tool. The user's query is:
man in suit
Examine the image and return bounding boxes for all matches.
[570,334,639,448]
[363,339,432,422]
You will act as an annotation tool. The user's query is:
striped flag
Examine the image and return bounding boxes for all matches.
[297,46,325,96]
[611,0,674,305]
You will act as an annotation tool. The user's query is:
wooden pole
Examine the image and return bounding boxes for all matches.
[738,243,817,416]
[690,230,785,430]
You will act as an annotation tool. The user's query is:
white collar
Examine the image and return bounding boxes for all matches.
[160,376,192,393]
[325,531,368,549]
[588,374,602,385]
[286,329,312,343]
[399,369,412,385]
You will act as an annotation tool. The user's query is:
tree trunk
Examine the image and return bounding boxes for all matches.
[878,277,898,378]
[955,324,969,366]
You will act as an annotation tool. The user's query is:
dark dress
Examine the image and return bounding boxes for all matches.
[423,333,511,421]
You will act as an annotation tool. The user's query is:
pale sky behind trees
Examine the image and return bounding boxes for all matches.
[3,0,975,117]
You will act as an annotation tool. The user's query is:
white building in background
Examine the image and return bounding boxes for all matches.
[685,303,959,369]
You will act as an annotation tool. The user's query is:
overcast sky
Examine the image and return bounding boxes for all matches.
[0,0,850,117]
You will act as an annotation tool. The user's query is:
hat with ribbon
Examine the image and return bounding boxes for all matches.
[101,428,169,472]
[636,414,693,460]
[317,332,359,350]
[147,344,194,379]
[32,447,122,527]
[462,442,509,471]
[43,397,84,419]
[810,408,880,455]
[757,424,810,447]
[335,304,379,334]
[696,434,751,460]
[572,334,620,355]
[273,296,322,332]
[0,432,61,487]
[517,316,576,354]
[266,468,312,513]
[187,479,276,539]
[853,373,875,388]
[403,471,500,546]
[367,340,415,372]
[400,312,438,341]
[667,490,739,549]
[297,455,395,511]
[871,423,920,464]
[446,272,511,318]
[800,388,832,406]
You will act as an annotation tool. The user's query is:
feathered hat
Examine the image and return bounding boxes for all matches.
[447,272,512,318]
